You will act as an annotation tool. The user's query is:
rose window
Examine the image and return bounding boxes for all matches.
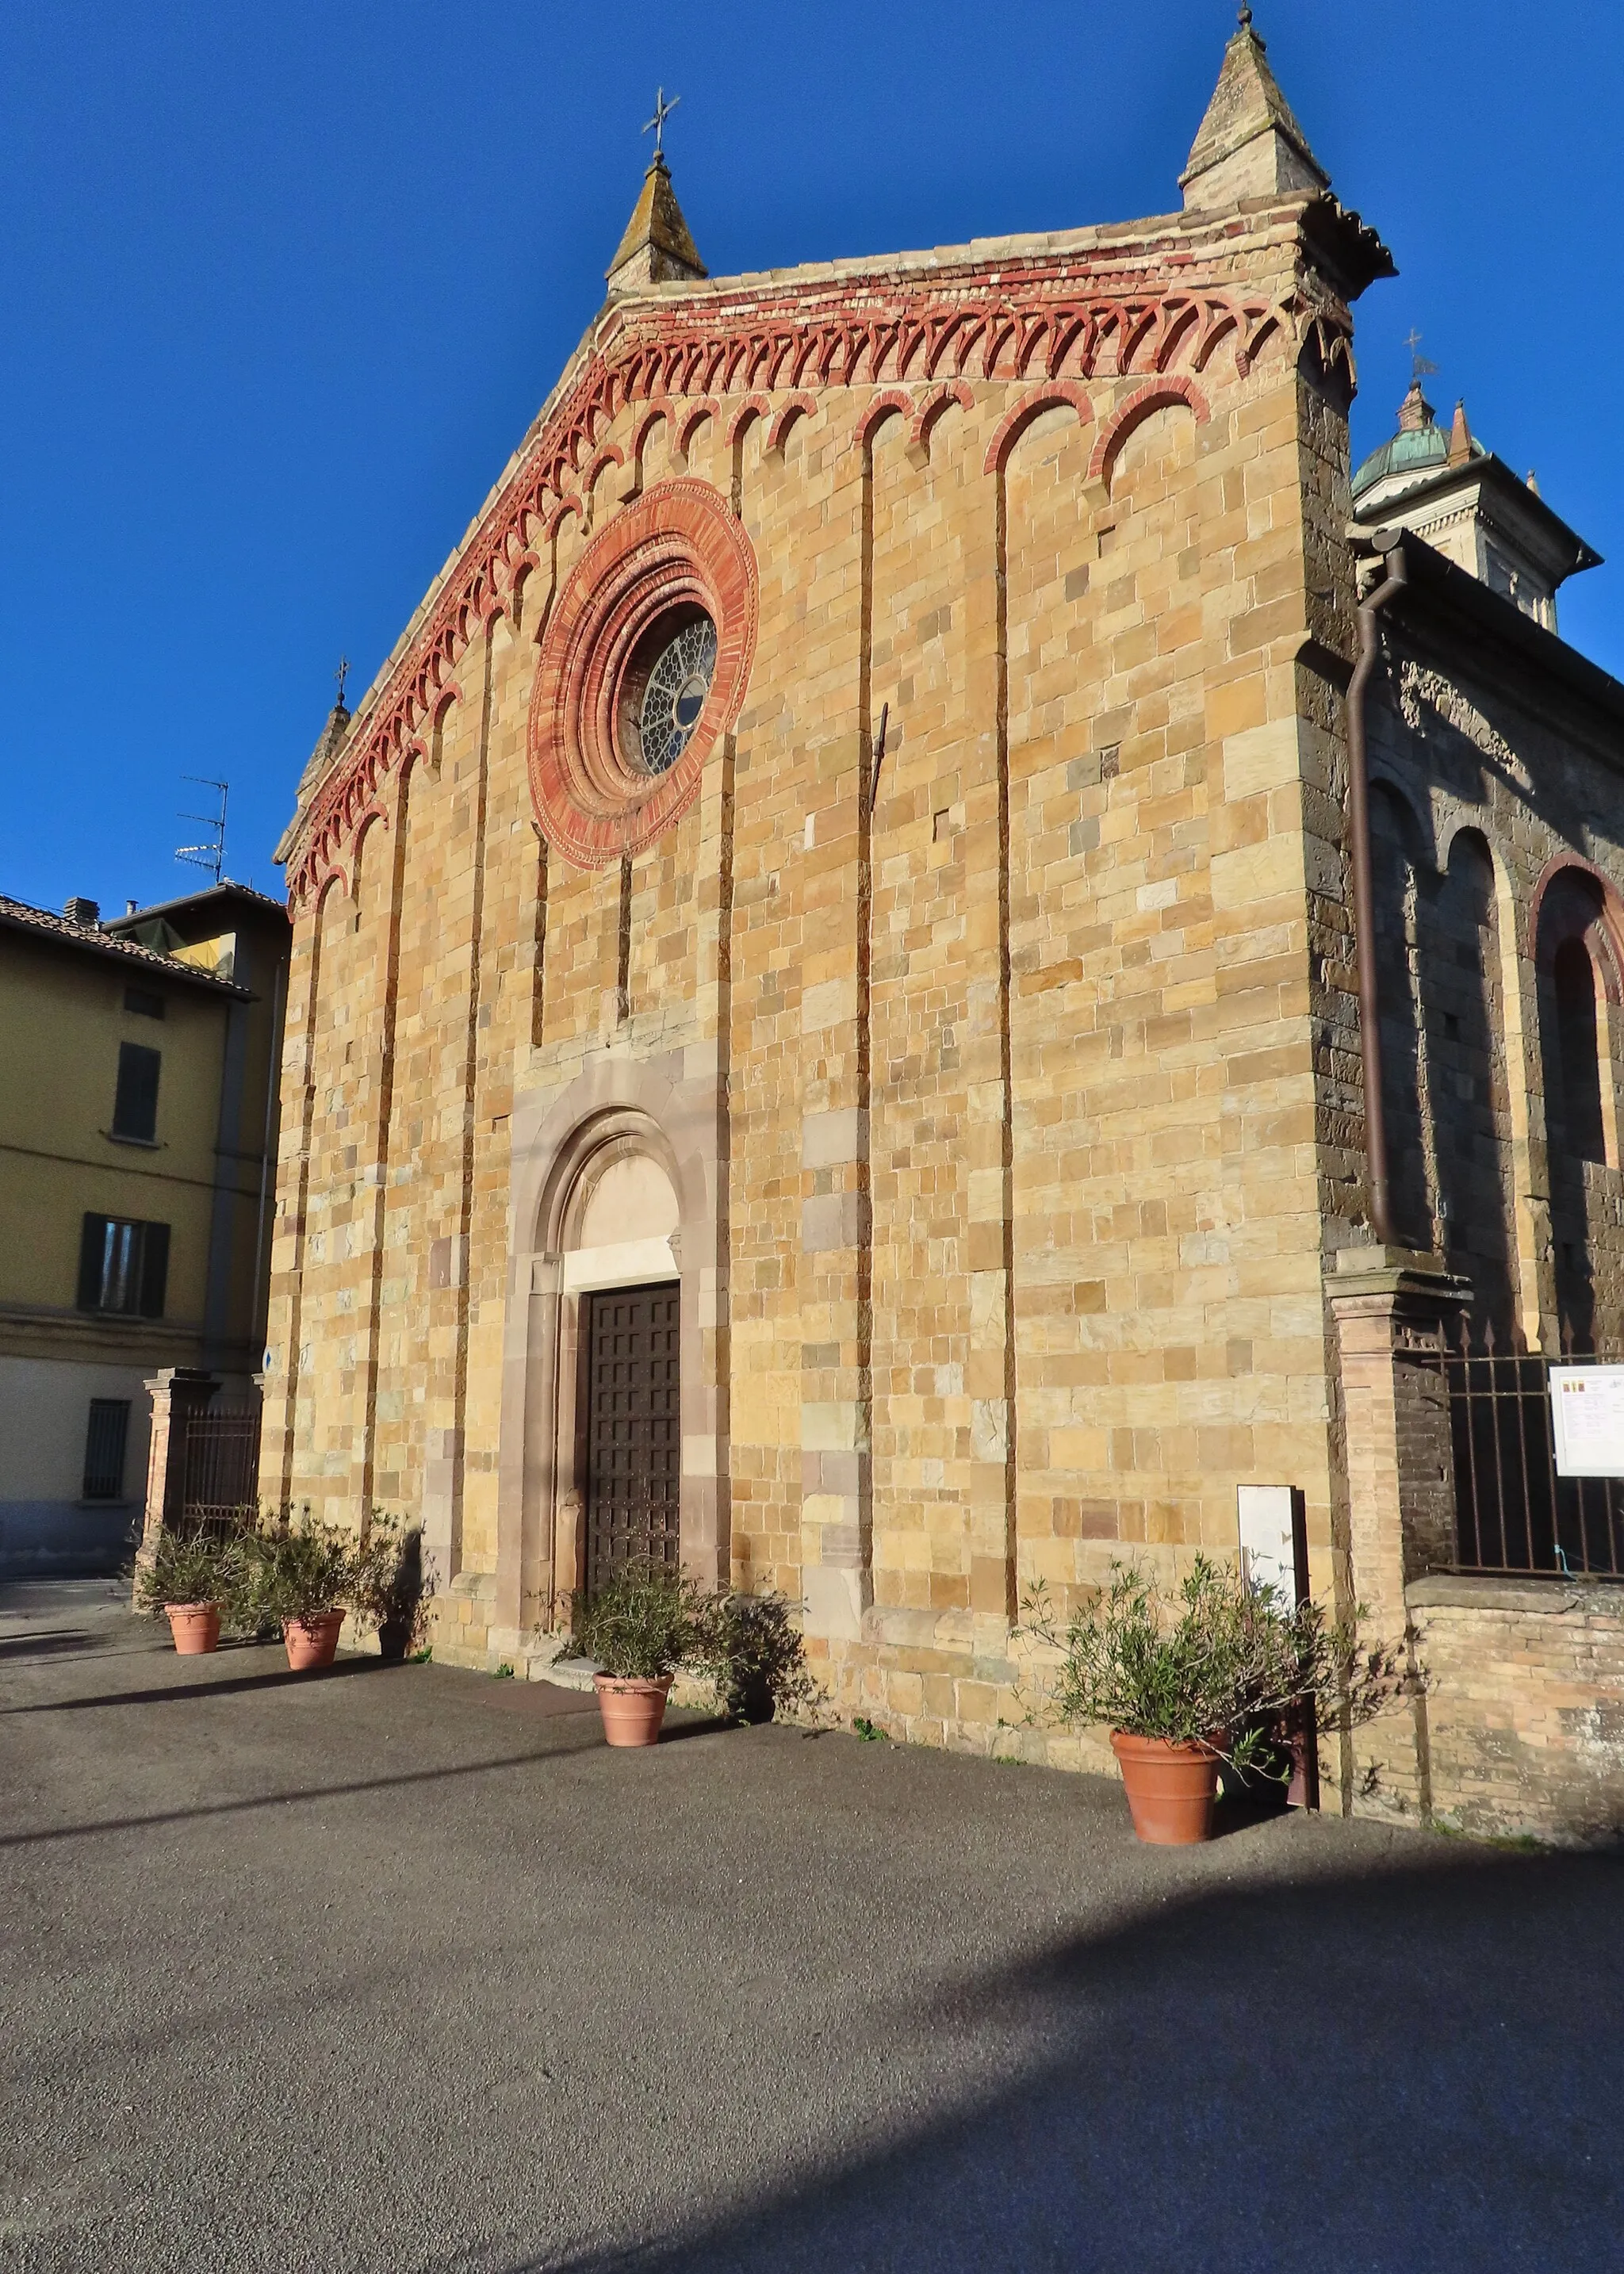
[527,480,757,867]
[622,608,718,777]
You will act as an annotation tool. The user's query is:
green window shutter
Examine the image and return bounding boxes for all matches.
[77,1215,109,1310]
[113,1043,162,1142]
[137,1222,170,1319]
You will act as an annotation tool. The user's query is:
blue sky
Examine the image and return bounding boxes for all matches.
[4,1,1620,917]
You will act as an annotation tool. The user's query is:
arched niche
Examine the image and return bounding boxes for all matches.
[560,1139,680,1277]
[1534,865,1621,1175]
[1532,864,1624,1349]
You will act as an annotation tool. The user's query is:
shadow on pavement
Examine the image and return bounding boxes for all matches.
[0,1629,99,1663]
[655,1713,737,1744]
[2,1652,398,1715]
[506,1843,1624,2274]
[0,1738,607,1851]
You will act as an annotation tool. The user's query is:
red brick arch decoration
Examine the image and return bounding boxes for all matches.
[1087,376,1211,494]
[982,381,1096,477]
[285,262,1340,904]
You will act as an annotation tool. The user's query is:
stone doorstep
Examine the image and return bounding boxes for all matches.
[535,1652,599,1691]
[431,1633,719,1709]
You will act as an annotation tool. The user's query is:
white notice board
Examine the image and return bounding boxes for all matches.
[1237,1485,1303,1600]
[1549,1366,1624,1479]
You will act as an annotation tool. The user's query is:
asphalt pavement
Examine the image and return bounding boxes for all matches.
[2,1576,1620,2272]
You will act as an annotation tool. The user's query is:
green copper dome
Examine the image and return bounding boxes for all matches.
[1352,420,1450,498]
[1354,377,1485,502]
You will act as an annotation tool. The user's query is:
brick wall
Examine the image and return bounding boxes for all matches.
[1410,1576,1624,1844]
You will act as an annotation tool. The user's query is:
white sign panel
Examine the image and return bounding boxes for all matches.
[1237,1485,1300,1601]
[1549,1366,1624,1479]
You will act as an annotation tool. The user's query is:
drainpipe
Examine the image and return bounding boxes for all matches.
[248,952,287,1360]
[1346,529,1408,1248]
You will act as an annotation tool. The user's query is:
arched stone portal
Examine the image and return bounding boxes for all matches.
[492,1056,726,1656]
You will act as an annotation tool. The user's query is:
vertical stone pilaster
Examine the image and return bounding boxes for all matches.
[420,1426,464,1591]
[1491,869,1559,1353]
[1328,1245,1469,1820]
[132,1369,220,1600]
[800,1106,871,1640]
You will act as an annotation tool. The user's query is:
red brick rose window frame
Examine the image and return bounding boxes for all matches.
[528,480,758,867]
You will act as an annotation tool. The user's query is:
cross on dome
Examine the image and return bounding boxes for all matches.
[1404,328,1438,381]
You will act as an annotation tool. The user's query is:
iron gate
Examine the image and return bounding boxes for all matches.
[1446,1320,1624,1578]
[584,1282,680,1594]
[182,1404,262,1533]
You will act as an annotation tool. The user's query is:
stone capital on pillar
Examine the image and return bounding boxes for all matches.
[133,1368,221,1599]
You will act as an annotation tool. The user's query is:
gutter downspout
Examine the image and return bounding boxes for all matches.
[248,952,287,1362]
[1346,529,1408,1247]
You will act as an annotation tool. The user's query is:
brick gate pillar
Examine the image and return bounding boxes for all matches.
[1327,1247,1469,1823]
[132,1368,220,1601]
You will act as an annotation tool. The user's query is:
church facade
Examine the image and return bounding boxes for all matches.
[266,22,1624,1839]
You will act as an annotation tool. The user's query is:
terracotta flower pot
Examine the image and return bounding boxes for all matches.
[1110,1731,1222,1846]
[165,1602,221,1656]
[283,1612,345,1671]
[594,1674,672,1748]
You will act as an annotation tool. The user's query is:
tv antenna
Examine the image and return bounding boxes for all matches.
[176,777,229,885]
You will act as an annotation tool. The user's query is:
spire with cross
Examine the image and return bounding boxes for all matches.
[335,655,350,712]
[643,86,679,158]
[607,85,707,289]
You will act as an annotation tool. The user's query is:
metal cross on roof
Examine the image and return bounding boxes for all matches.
[1404,328,1438,380]
[643,87,680,155]
[335,654,350,708]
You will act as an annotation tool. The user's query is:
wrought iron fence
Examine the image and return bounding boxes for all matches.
[1445,1319,1624,1579]
[181,1404,262,1534]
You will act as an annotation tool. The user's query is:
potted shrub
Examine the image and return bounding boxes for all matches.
[570,1564,706,1746]
[349,1516,427,1663]
[694,1588,822,1725]
[1021,1556,1401,1846]
[243,1514,358,1670]
[134,1526,244,1654]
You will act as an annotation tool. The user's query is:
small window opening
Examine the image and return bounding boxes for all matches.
[82,1400,132,1501]
[76,1215,170,1318]
[1554,938,1607,1164]
[123,986,165,1020]
[112,1042,161,1143]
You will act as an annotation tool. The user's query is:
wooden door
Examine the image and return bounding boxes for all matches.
[583,1281,681,1593]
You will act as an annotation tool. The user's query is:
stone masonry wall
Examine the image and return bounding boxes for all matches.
[265,193,1374,1749]
[1409,1577,1624,1844]
[1365,626,1624,1357]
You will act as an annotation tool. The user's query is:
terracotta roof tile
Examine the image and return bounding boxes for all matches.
[0,895,253,997]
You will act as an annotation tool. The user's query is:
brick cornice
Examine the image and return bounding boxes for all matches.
[285,222,1350,905]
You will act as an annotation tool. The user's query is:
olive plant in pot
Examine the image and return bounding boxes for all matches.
[1021,1556,1403,1846]
[134,1526,246,1654]
[242,1514,358,1670]
[570,1564,707,1746]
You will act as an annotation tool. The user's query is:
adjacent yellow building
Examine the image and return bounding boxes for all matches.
[0,884,289,1572]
